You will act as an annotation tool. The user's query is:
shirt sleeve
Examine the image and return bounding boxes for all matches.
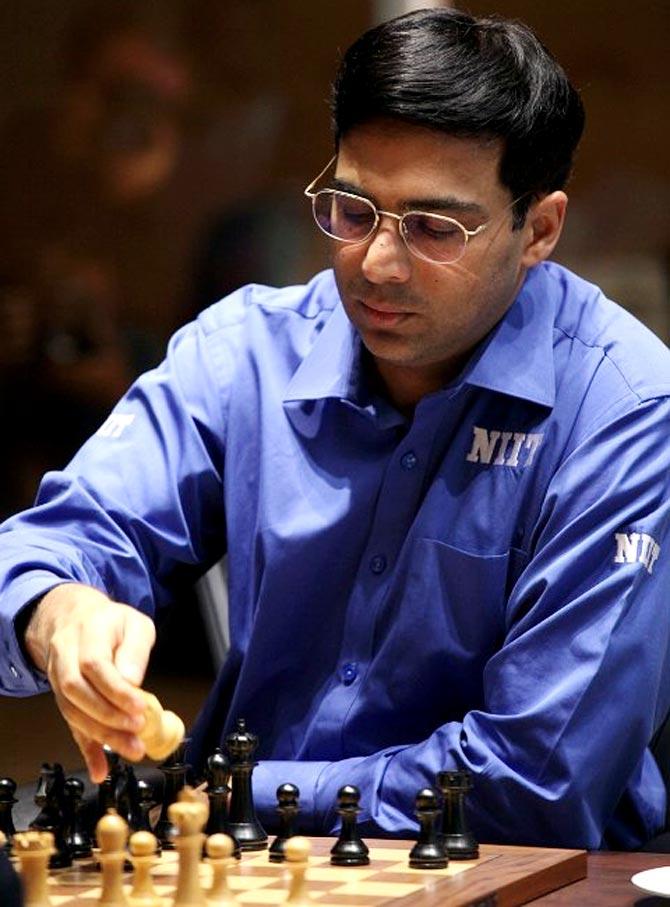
[0,318,228,696]
[253,395,670,849]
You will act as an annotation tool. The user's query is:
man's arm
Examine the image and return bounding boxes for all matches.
[0,316,227,775]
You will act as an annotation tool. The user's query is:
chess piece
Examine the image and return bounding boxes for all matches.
[96,747,124,839]
[224,718,267,850]
[168,787,209,907]
[63,777,93,858]
[0,831,22,907]
[205,833,236,905]
[135,780,161,855]
[117,762,142,832]
[154,739,190,850]
[13,829,55,907]
[29,762,72,868]
[284,836,312,905]
[329,785,369,866]
[408,788,448,869]
[436,770,479,860]
[205,748,240,858]
[128,830,163,906]
[269,783,300,863]
[139,691,185,761]
[97,809,130,906]
[0,777,18,849]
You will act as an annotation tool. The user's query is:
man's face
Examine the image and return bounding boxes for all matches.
[331,119,532,406]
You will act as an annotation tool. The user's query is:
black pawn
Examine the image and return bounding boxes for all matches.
[29,762,72,868]
[0,778,18,849]
[154,738,190,850]
[329,785,369,866]
[63,777,92,859]
[409,788,448,869]
[205,748,240,858]
[269,783,300,863]
[224,718,267,851]
[436,770,479,860]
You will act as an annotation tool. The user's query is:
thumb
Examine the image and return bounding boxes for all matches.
[114,607,156,687]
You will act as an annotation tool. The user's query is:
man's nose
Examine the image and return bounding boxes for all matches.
[361,217,412,284]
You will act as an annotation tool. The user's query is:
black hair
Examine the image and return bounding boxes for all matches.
[332,8,585,227]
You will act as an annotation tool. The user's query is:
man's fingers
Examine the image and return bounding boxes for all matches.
[59,693,146,764]
[71,728,112,785]
[114,608,156,687]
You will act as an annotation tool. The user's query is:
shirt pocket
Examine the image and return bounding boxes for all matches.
[406,537,517,658]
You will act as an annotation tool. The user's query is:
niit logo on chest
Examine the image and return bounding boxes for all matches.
[465,426,544,468]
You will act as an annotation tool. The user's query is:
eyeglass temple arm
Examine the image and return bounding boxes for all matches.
[304,155,337,197]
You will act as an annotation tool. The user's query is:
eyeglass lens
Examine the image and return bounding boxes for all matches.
[312,190,468,263]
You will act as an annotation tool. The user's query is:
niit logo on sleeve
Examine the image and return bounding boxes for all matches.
[465,426,544,468]
[614,532,661,575]
[96,413,136,439]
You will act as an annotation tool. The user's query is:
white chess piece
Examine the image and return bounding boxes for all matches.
[284,836,312,905]
[97,809,130,906]
[13,830,55,907]
[139,691,185,761]
[169,788,209,907]
[205,833,236,905]
[128,830,164,906]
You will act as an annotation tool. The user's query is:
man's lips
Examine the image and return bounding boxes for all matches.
[357,298,414,325]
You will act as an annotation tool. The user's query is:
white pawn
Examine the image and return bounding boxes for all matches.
[128,830,164,907]
[283,836,312,905]
[205,834,236,905]
[13,830,55,907]
[97,809,130,906]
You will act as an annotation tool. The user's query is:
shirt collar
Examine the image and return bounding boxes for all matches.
[284,264,556,409]
[460,264,556,408]
[283,298,363,404]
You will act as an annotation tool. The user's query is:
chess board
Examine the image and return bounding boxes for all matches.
[40,838,586,906]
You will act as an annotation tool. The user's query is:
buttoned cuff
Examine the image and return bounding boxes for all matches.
[0,572,74,695]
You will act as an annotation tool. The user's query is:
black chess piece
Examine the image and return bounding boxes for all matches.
[436,769,479,860]
[0,845,21,907]
[205,748,240,858]
[409,788,448,869]
[269,783,300,863]
[330,785,370,866]
[116,761,142,831]
[63,777,93,859]
[224,718,268,851]
[29,762,72,868]
[154,738,190,850]
[95,746,123,840]
[136,779,162,855]
[0,778,18,850]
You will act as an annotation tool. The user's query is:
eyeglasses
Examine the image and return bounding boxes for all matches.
[304,156,489,265]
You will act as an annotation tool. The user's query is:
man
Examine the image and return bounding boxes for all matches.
[1,8,670,851]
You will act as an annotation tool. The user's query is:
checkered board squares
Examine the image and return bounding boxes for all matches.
[44,844,486,906]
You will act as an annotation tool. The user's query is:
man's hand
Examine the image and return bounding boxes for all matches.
[23,583,156,783]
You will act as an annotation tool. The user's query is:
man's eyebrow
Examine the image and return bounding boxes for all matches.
[330,177,488,217]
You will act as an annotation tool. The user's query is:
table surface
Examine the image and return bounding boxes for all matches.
[533,850,670,905]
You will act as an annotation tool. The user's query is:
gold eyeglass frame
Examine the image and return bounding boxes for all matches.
[304,155,489,265]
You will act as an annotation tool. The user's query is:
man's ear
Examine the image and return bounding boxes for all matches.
[520,191,568,267]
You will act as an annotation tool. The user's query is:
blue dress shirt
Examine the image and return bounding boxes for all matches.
[2,261,670,850]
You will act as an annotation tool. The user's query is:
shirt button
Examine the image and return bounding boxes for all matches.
[400,450,418,470]
[369,554,387,575]
[9,664,19,678]
[340,662,358,685]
